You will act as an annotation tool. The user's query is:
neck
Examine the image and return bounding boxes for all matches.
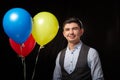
[68,40,80,50]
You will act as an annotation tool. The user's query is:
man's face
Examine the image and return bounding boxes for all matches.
[63,22,84,44]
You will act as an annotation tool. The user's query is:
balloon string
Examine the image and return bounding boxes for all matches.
[21,57,26,80]
[31,46,43,80]
[20,43,26,80]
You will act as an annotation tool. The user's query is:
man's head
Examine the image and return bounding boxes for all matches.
[62,17,84,44]
[63,17,83,29]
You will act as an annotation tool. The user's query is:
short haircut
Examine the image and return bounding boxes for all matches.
[63,17,83,29]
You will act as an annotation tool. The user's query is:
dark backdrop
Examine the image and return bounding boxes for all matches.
[0,0,119,80]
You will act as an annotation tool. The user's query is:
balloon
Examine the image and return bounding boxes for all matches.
[3,8,32,44]
[32,11,59,46]
[9,34,36,57]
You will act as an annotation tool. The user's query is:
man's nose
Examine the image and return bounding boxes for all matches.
[69,29,74,34]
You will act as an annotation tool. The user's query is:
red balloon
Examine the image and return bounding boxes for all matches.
[9,34,36,57]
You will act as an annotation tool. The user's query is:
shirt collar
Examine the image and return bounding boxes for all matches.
[66,40,83,52]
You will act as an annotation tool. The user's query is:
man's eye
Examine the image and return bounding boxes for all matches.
[73,27,79,30]
[65,28,69,31]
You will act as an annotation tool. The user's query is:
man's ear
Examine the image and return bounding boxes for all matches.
[80,28,84,36]
[63,31,65,37]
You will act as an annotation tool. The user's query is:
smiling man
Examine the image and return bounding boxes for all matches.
[53,17,104,80]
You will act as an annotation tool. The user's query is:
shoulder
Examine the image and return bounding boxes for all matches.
[82,43,97,52]
[89,47,98,53]
[83,43,99,57]
[56,48,67,59]
[89,47,99,55]
[59,48,67,54]
[88,47,100,60]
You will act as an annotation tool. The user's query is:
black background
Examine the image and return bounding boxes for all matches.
[0,0,119,80]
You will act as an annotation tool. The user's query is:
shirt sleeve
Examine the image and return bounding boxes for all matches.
[88,48,104,80]
[53,52,62,80]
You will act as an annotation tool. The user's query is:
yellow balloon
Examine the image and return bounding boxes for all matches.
[32,11,59,46]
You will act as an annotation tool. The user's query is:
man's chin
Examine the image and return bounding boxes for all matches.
[68,39,80,44]
[69,40,75,43]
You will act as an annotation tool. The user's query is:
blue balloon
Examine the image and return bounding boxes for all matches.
[3,8,32,44]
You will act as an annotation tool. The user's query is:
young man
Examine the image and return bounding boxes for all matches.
[53,17,104,80]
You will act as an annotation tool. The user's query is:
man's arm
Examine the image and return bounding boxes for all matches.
[88,48,104,80]
[53,52,62,80]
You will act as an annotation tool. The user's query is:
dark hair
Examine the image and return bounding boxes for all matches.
[63,17,83,28]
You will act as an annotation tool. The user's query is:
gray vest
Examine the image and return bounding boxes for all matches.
[59,44,92,80]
